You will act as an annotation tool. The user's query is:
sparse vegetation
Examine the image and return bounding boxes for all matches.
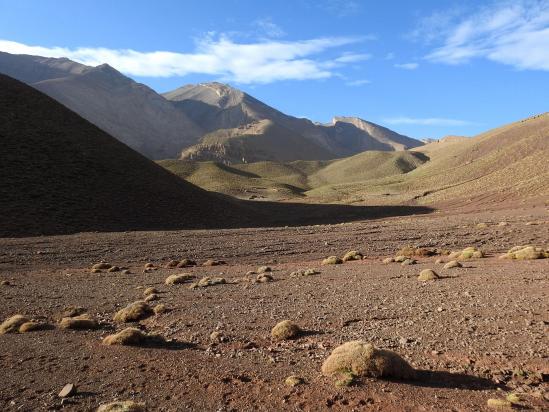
[290,268,319,277]
[143,287,158,296]
[443,260,462,269]
[486,398,512,409]
[500,245,548,260]
[418,269,439,281]
[189,276,226,288]
[59,314,99,330]
[257,266,272,273]
[284,375,304,387]
[96,401,146,412]
[382,257,394,264]
[18,321,50,333]
[321,341,415,381]
[103,327,165,346]
[165,273,194,285]
[271,320,301,340]
[449,247,484,260]
[0,315,29,334]
[202,259,226,266]
[153,304,168,315]
[396,247,436,257]
[322,256,342,265]
[113,301,153,323]
[256,273,273,283]
[342,250,363,261]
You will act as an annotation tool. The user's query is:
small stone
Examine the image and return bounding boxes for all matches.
[58,383,76,398]
[285,375,304,387]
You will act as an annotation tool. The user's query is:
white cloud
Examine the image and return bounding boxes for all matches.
[418,0,549,70]
[346,79,371,86]
[394,62,419,70]
[0,35,367,84]
[383,117,474,126]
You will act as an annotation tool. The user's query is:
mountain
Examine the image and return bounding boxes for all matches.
[0,52,203,159]
[0,74,255,237]
[164,82,424,163]
[161,113,549,206]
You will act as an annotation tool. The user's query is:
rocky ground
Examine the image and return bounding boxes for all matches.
[0,203,548,411]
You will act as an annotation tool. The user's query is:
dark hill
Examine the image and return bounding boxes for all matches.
[0,74,255,237]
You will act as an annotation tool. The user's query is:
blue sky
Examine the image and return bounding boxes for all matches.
[0,0,547,139]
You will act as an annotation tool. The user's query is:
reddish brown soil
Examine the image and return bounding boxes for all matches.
[0,204,548,411]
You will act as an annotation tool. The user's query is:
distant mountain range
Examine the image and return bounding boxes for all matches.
[0,51,423,161]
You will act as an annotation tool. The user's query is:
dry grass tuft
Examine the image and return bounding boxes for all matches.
[107,266,120,273]
[144,294,159,303]
[202,259,226,266]
[143,287,158,296]
[177,258,197,268]
[418,269,439,281]
[92,263,112,270]
[396,247,436,257]
[290,268,319,277]
[190,277,227,289]
[394,255,407,262]
[165,273,194,285]
[59,314,99,330]
[322,256,343,265]
[102,327,165,346]
[443,260,462,269]
[257,266,272,273]
[19,321,51,333]
[449,247,485,260]
[256,273,274,283]
[486,398,512,409]
[113,301,153,323]
[401,258,416,266]
[382,257,394,264]
[321,341,415,381]
[342,250,363,261]
[153,304,168,315]
[96,400,146,411]
[271,320,301,340]
[501,245,548,260]
[0,315,30,334]
[285,375,305,387]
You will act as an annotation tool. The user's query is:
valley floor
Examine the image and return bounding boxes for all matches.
[0,203,548,411]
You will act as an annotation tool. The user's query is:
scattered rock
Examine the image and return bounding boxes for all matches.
[401,258,416,266]
[418,269,439,281]
[107,266,120,273]
[271,320,301,340]
[342,250,363,261]
[58,306,87,319]
[113,301,153,323]
[58,383,77,398]
[165,273,194,285]
[59,314,99,330]
[322,256,343,265]
[121,269,131,275]
[394,255,407,263]
[97,401,146,412]
[210,331,224,343]
[0,315,29,334]
[0,280,10,286]
[443,260,462,269]
[382,257,394,264]
[91,268,102,273]
[165,260,179,268]
[177,258,197,268]
[285,375,304,387]
[103,327,165,346]
[321,341,415,380]
[498,221,509,226]
[257,266,272,273]
[144,263,155,269]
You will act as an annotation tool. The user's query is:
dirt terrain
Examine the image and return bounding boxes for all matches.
[1,203,548,411]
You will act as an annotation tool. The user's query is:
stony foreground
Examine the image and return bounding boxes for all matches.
[0,205,548,411]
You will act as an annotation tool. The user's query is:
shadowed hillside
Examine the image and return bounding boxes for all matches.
[0,74,255,236]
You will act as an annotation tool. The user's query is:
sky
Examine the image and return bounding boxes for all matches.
[0,0,548,139]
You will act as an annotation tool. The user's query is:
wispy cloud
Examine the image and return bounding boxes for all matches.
[383,117,475,126]
[253,18,286,38]
[394,62,419,70]
[346,79,371,86]
[0,34,370,84]
[416,0,549,70]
